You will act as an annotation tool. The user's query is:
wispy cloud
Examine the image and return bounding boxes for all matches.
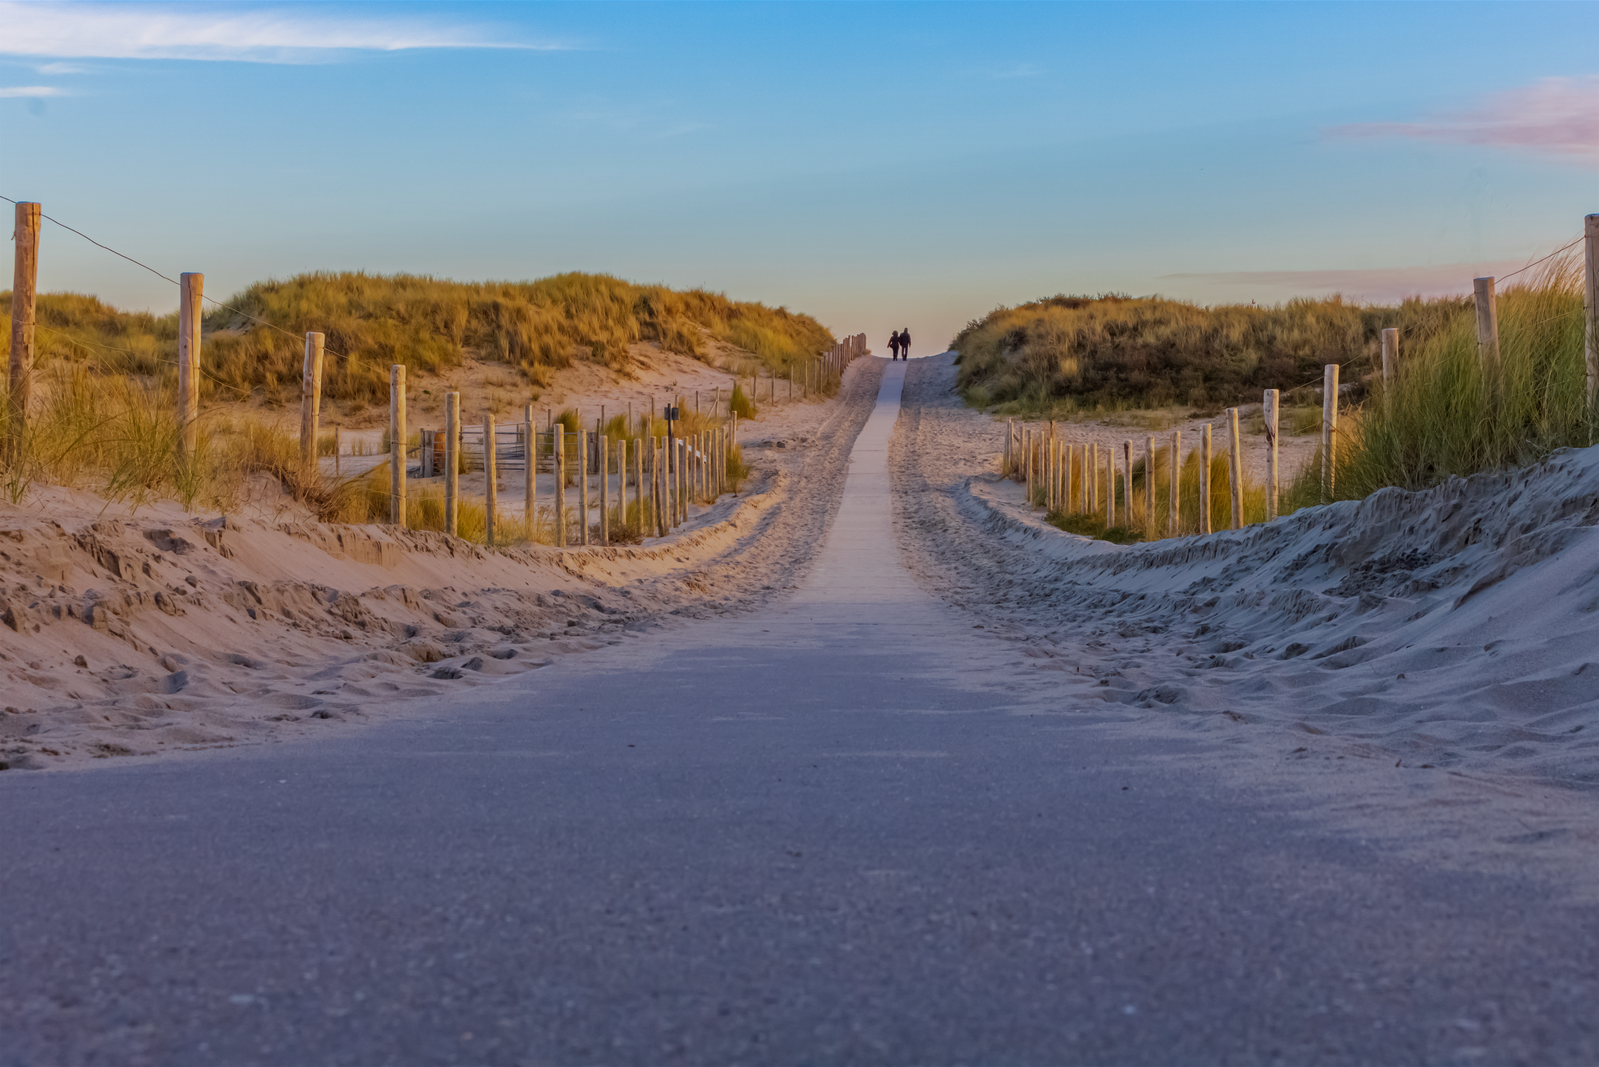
[1327,76,1599,164]
[36,61,88,75]
[0,2,571,63]
[0,85,65,98]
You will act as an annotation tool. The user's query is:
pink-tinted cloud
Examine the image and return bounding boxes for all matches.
[1327,76,1599,164]
[1161,261,1527,305]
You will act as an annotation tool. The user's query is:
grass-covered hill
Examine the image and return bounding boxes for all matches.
[952,292,1467,413]
[2,271,836,405]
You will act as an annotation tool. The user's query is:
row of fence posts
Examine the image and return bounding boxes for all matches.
[745,333,866,404]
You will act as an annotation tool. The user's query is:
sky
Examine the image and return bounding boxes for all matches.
[1,0,1596,354]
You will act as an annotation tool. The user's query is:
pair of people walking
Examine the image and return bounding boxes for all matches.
[888,328,912,361]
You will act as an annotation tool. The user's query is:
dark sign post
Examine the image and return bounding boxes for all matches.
[665,404,679,472]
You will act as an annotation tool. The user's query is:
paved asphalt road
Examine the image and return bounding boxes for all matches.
[3,362,1597,1066]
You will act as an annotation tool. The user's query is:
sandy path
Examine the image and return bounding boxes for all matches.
[5,357,1597,1064]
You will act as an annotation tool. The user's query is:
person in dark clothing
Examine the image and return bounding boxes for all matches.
[889,331,902,360]
[898,329,910,360]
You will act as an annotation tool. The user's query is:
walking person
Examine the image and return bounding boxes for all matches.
[888,330,902,361]
[898,328,911,360]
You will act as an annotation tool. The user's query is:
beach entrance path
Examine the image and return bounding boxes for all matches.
[4,360,1597,1065]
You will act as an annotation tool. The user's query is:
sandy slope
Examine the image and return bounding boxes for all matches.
[0,360,884,771]
[892,351,1599,791]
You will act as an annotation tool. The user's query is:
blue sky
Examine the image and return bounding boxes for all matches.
[2,1,1595,353]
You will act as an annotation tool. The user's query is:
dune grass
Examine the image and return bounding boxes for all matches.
[955,292,1468,416]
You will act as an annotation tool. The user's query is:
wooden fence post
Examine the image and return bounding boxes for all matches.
[484,413,497,546]
[1381,327,1399,386]
[1474,276,1500,388]
[553,428,566,546]
[177,272,203,456]
[1200,423,1212,535]
[1585,214,1599,429]
[1144,435,1154,532]
[578,429,589,546]
[389,364,406,526]
[1106,445,1117,530]
[444,392,459,537]
[1263,389,1279,521]
[600,433,610,545]
[1122,441,1133,529]
[633,436,644,534]
[524,404,535,542]
[301,332,324,474]
[1321,363,1339,503]
[1169,431,1180,537]
[6,201,40,465]
[1227,407,1242,530]
[1089,443,1098,514]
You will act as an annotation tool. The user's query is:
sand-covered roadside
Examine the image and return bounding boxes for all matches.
[892,351,1599,791]
[0,359,885,771]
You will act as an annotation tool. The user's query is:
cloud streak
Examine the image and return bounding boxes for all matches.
[0,85,65,98]
[1327,76,1599,164]
[0,2,570,62]
[1162,261,1529,304]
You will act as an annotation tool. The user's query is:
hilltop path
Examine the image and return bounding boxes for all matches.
[3,359,1597,1064]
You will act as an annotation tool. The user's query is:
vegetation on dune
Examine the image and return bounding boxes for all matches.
[1,272,835,407]
[953,292,1467,414]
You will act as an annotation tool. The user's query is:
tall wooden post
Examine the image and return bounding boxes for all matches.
[1144,436,1155,532]
[1169,431,1181,537]
[633,436,644,534]
[1227,407,1243,530]
[389,364,406,526]
[1105,445,1116,531]
[1474,276,1499,387]
[177,272,203,456]
[6,201,40,465]
[1321,364,1339,503]
[578,429,589,545]
[1088,443,1098,514]
[444,392,459,537]
[524,403,535,542]
[600,433,610,545]
[1200,423,1212,535]
[301,332,325,474]
[1121,441,1133,529]
[618,436,629,533]
[1381,328,1399,386]
[483,413,497,545]
[1263,389,1279,521]
[1585,214,1599,424]
[553,429,567,547]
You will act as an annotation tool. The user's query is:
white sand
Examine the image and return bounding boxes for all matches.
[0,355,882,770]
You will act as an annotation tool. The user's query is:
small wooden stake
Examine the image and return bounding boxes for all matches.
[1321,363,1339,503]
[1381,327,1399,386]
[1122,441,1133,529]
[633,436,644,534]
[177,272,203,456]
[524,404,535,541]
[1263,389,1279,521]
[1144,435,1155,532]
[389,364,405,526]
[1200,423,1212,535]
[484,413,497,546]
[301,332,325,474]
[445,392,460,537]
[1227,407,1242,530]
[6,201,40,465]
[579,429,589,546]
[1474,276,1500,388]
[600,432,609,545]
[1089,443,1098,514]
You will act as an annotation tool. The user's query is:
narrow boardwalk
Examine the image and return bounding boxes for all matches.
[3,360,1596,1065]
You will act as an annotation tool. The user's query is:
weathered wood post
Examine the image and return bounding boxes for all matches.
[1169,431,1181,538]
[678,439,689,524]
[389,365,406,526]
[633,436,644,533]
[1024,427,1034,506]
[333,425,341,477]
[1200,423,1212,535]
[6,201,40,465]
[600,433,610,545]
[301,332,325,474]
[1586,214,1599,434]
[1381,327,1399,387]
[1106,445,1118,530]
[1474,276,1500,390]
[1263,389,1279,521]
[1089,443,1098,514]
[178,272,203,456]
[1144,435,1154,532]
[578,429,589,546]
[1122,441,1133,528]
[1321,363,1339,503]
[444,392,459,537]
[553,428,567,546]
[523,403,535,541]
[1227,407,1243,530]
[484,413,497,546]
